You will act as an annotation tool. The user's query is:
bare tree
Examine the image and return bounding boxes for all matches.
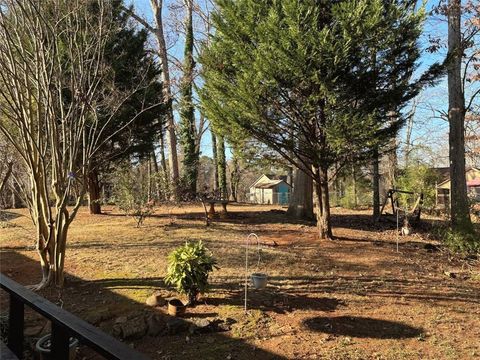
[0,161,12,197]
[149,0,181,200]
[0,0,158,288]
[465,108,480,167]
[124,2,182,200]
[0,136,13,197]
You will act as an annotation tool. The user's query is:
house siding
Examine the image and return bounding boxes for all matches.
[249,175,291,205]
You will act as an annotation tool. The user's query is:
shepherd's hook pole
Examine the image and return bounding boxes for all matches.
[396,208,399,253]
[245,233,259,313]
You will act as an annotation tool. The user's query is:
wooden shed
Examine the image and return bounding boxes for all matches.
[436,167,480,208]
[249,174,291,205]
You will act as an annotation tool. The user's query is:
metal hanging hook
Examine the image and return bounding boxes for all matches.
[245,233,260,313]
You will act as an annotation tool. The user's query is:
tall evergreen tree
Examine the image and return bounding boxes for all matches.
[201,0,436,239]
[179,0,198,197]
[87,1,165,214]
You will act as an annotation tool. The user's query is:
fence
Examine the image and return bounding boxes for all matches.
[0,274,149,360]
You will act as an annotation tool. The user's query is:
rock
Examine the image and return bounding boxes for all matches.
[115,316,128,324]
[189,318,212,334]
[117,316,147,339]
[195,318,211,329]
[225,318,237,325]
[24,325,43,336]
[188,317,235,334]
[444,271,457,279]
[166,318,189,335]
[112,324,122,338]
[85,308,113,325]
[146,292,166,307]
[127,311,144,319]
[424,243,439,252]
[147,315,166,336]
[217,322,231,332]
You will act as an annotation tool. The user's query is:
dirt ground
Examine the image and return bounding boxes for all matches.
[1,204,479,360]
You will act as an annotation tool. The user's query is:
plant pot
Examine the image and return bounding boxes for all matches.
[251,273,268,289]
[168,299,186,317]
[35,334,79,360]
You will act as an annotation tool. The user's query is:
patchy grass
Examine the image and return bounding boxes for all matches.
[1,204,479,359]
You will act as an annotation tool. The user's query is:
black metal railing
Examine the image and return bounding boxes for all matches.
[0,274,149,359]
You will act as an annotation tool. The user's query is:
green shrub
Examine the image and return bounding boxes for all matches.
[434,226,480,255]
[396,165,439,209]
[339,182,372,209]
[164,241,218,305]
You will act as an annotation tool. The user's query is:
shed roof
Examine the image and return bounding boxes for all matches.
[254,179,286,189]
[467,179,480,187]
[437,167,480,189]
[250,174,291,188]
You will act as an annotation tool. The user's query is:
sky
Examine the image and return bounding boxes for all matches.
[126,0,478,168]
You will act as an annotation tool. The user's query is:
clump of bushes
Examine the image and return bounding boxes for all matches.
[164,241,218,305]
[433,226,480,255]
[339,182,372,209]
[396,165,439,210]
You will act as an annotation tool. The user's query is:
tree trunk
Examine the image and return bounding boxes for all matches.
[312,166,333,240]
[159,129,168,182]
[0,161,13,195]
[387,137,398,189]
[287,168,314,220]
[287,166,293,187]
[405,106,414,167]
[147,158,152,202]
[447,0,473,232]
[88,169,101,214]
[230,152,240,202]
[11,189,16,209]
[179,0,197,197]
[150,0,180,200]
[217,135,227,199]
[151,150,162,202]
[211,131,219,191]
[352,165,358,208]
[31,179,74,290]
[372,148,380,220]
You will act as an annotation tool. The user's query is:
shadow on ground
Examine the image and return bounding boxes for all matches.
[303,316,423,339]
[0,251,287,360]
[0,210,23,221]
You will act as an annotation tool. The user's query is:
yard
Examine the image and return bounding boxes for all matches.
[1,204,479,360]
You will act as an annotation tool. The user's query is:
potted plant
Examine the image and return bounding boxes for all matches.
[165,241,218,307]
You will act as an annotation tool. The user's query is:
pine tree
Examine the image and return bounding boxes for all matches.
[201,0,435,239]
[87,2,165,214]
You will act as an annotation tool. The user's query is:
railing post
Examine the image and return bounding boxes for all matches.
[51,322,71,360]
[8,294,24,358]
